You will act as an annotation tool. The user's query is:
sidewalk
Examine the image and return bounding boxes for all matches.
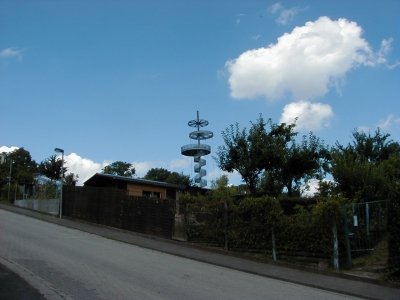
[1,203,399,300]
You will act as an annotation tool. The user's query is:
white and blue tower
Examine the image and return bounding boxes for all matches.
[181,111,213,187]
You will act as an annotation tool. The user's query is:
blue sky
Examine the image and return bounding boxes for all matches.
[1,0,399,186]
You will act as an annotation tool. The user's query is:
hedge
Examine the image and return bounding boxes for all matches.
[182,195,348,263]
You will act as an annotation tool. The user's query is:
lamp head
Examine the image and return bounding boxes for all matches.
[54,148,64,154]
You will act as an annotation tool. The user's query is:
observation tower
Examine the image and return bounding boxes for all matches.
[181,111,213,187]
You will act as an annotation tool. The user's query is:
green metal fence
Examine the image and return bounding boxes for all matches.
[343,200,388,266]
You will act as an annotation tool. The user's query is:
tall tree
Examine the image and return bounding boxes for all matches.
[263,133,329,196]
[215,118,267,194]
[39,155,67,182]
[144,168,191,186]
[102,161,135,177]
[3,148,38,184]
[216,116,327,196]
[330,129,400,200]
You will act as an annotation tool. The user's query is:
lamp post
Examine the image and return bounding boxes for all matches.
[54,148,64,219]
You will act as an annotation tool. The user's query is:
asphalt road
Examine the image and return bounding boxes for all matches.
[0,209,365,300]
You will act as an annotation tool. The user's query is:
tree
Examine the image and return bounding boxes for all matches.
[143,168,191,186]
[215,117,269,194]
[263,133,329,196]
[64,173,79,186]
[330,129,400,200]
[39,155,67,182]
[102,161,135,177]
[1,148,38,185]
[210,175,236,198]
[0,148,38,201]
[216,116,326,196]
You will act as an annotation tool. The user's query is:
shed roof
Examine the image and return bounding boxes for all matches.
[84,173,186,190]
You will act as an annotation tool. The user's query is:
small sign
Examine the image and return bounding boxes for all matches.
[353,215,358,227]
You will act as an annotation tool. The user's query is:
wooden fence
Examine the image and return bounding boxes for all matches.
[63,186,175,238]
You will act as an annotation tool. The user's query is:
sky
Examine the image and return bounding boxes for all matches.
[1,0,399,187]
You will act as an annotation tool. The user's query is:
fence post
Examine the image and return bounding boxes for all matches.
[343,216,352,268]
[332,223,339,270]
[342,204,352,268]
[224,199,228,252]
[271,227,277,261]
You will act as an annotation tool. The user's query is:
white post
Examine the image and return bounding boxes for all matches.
[271,227,277,261]
[54,148,64,219]
[332,223,339,270]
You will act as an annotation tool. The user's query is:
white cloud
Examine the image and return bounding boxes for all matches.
[269,2,300,25]
[301,178,334,197]
[378,114,400,130]
[169,157,191,170]
[301,178,319,197]
[226,16,388,101]
[0,146,19,153]
[252,34,262,41]
[63,153,109,185]
[269,2,283,14]
[132,161,154,177]
[280,101,333,131]
[0,48,23,61]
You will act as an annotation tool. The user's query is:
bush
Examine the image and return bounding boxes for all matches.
[181,193,349,261]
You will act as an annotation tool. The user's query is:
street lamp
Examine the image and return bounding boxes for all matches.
[54,148,64,219]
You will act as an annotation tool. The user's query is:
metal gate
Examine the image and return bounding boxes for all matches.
[344,200,388,255]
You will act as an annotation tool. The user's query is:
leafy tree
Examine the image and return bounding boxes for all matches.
[330,129,400,200]
[216,116,326,196]
[0,148,38,201]
[64,173,79,186]
[263,133,329,196]
[0,148,38,185]
[102,161,135,177]
[210,175,236,198]
[39,155,67,182]
[143,167,191,186]
[215,117,271,194]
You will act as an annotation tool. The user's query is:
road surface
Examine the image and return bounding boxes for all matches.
[0,209,362,299]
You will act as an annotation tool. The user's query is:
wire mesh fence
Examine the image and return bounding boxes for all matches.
[344,200,388,254]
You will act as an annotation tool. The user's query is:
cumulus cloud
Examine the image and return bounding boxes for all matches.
[280,101,333,131]
[0,146,19,153]
[301,178,334,197]
[63,153,109,185]
[131,161,155,177]
[269,2,300,25]
[0,47,23,61]
[226,16,389,101]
